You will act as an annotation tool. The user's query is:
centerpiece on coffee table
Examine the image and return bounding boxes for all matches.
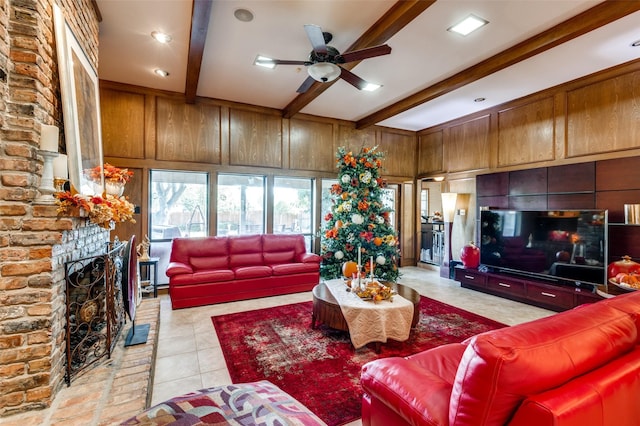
[354,279,394,302]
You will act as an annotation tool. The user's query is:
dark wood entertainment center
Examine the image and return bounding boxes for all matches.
[455,155,640,311]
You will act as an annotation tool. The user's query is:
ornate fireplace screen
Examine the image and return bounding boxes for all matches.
[64,240,126,385]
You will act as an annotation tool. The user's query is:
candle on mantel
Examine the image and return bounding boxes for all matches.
[40,124,59,152]
[53,154,68,179]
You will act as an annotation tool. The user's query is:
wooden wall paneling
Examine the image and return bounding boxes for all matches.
[547,193,595,209]
[401,180,415,266]
[508,195,548,210]
[145,95,157,160]
[417,130,443,175]
[110,167,143,244]
[378,131,417,177]
[477,196,508,210]
[509,168,547,195]
[567,70,640,157]
[596,156,640,191]
[497,97,555,166]
[289,118,335,172]
[596,190,640,223]
[229,108,282,168]
[445,115,491,173]
[608,225,640,263]
[337,124,376,154]
[100,88,145,159]
[156,98,221,163]
[476,172,508,196]
[548,162,595,193]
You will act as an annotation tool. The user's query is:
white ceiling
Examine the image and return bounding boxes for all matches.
[96,0,640,132]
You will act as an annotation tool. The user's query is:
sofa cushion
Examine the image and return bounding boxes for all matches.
[190,255,229,271]
[264,250,295,265]
[170,269,235,286]
[234,266,272,280]
[229,235,264,268]
[271,263,319,276]
[449,303,638,426]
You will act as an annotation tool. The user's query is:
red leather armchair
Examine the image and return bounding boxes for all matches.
[361,291,640,426]
[166,234,320,309]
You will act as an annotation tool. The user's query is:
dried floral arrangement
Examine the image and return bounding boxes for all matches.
[55,189,136,229]
[84,163,134,183]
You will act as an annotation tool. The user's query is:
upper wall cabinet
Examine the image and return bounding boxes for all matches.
[567,70,640,157]
[156,98,221,164]
[497,97,555,167]
[379,131,417,178]
[100,88,145,159]
[338,124,376,155]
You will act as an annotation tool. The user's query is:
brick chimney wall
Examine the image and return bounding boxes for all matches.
[0,0,105,417]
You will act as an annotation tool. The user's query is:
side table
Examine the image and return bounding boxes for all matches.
[138,257,159,298]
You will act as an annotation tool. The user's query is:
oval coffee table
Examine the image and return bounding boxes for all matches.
[311,281,420,351]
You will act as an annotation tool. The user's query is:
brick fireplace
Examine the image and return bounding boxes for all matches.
[0,0,103,417]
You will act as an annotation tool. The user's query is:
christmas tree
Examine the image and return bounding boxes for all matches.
[320,146,400,282]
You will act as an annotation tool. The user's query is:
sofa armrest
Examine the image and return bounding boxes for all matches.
[298,252,321,264]
[361,358,451,426]
[166,261,193,277]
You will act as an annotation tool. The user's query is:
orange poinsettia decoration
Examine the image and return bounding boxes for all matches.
[85,163,134,184]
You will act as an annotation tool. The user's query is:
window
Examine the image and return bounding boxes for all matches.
[149,170,209,241]
[274,177,314,250]
[321,179,338,222]
[382,184,398,230]
[217,174,265,235]
[149,170,209,285]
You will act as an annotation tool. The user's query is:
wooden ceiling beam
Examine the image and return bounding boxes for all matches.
[356,0,640,130]
[185,0,212,104]
[282,0,436,119]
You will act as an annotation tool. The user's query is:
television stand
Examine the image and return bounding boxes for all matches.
[454,267,603,312]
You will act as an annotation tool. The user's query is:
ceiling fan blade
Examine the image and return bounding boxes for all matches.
[296,75,316,93]
[339,44,391,63]
[270,59,310,66]
[304,24,327,54]
[339,67,369,90]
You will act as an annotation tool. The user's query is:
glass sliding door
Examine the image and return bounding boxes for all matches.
[217,174,266,235]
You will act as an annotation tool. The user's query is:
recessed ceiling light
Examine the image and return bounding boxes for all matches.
[151,31,172,43]
[234,8,254,22]
[474,97,486,102]
[254,55,276,69]
[362,83,382,92]
[632,39,640,47]
[154,69,169,77]
[448,14,489,36]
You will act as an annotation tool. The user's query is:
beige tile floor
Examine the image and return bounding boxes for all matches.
[151,266,554,425]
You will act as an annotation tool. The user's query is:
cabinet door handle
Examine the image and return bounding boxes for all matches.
[498,282,511,288]
[464,275,475,280]
[541,292,557,298]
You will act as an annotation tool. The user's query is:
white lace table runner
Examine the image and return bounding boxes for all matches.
[324,278,414,349]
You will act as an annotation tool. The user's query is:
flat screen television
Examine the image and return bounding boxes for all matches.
[479,209,607,289]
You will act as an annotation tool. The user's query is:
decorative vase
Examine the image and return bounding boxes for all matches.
[105,181,125,196]
[460,241,480,268]
[607,255,640,279]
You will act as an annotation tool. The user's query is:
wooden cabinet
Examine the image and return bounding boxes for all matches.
[420,222,444,266]
[455,267,603,311]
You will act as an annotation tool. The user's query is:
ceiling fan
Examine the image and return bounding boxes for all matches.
[256,24,391,93]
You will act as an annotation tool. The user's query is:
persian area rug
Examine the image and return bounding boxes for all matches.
[211,296,506,426]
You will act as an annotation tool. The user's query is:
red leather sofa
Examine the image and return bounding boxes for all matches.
[166,234,321,309]
[361,291,640,426]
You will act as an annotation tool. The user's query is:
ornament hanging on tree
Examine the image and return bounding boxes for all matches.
[320,146,400,282]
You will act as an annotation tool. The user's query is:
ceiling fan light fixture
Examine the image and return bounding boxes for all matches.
[448,14,489,36]
[307,62,340,83]
[254,55,276,69]
[151,31,172,44]
[362,83,382,92]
